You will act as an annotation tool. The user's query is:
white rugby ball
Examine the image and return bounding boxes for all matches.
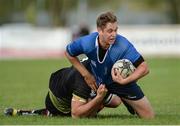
[112,59,136,78]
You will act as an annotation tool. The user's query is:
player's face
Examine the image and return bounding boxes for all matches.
[98,22,118,47]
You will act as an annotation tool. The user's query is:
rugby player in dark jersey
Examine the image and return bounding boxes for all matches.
[4,60,121,118]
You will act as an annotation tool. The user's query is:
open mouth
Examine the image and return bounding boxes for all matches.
[110,38,115,42]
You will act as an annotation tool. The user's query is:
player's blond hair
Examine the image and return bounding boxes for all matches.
[96,11,117,29]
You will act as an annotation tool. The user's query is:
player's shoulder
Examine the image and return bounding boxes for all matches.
[114,34,133,47]
[77,32,98,52]
[80,32,98,42]
[116,34,130,43]
[110,34,133,57]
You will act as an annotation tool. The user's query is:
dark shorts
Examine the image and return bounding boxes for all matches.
[106,82,144,100]
[45,93,71,116]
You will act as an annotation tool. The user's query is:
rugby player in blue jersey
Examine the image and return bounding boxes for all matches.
[65,11,155,119]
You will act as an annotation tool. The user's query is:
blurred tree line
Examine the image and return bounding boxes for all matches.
[144,0,180,24]
[0,0,77,26]
[0,0,179,26]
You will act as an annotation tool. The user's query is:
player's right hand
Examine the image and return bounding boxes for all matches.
[111,68,127,85]
[84,73,98,92]
[97,84,107,98]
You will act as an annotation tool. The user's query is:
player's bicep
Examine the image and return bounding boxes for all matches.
[71,94,87,113]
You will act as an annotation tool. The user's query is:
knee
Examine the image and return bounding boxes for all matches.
[139,109,155,119]
[112,98,122,108]
[147,110,155,119]
[105,95,122,108]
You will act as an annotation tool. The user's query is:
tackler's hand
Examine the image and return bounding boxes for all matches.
[96,84,107,99]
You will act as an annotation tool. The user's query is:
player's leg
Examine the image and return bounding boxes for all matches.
[121,99,136,115]
[45,92,71,116]
[86,92,121,117]
[90,90,122,108]
[104,94,122,108]
[4,108,50,116]
[106,82,155,118]
[122,96,155,119]
[106,82,138,115]
[4,92,52,116]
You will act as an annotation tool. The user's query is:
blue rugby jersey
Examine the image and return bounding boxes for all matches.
[66,32,141,86]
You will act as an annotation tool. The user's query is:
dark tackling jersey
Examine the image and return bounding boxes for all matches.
[48,61,91,114]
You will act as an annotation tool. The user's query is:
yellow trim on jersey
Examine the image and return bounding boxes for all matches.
[48,89,71,114]
[72,94,87,103]
[12,109,18,116]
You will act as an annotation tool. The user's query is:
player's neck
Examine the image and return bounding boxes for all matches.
[98,37,110,50]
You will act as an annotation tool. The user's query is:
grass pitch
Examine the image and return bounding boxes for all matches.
[0,57,180,125]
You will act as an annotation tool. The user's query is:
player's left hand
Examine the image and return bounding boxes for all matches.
[111,68,128,85]
[97,84,107,98]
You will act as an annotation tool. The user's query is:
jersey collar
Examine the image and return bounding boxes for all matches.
[95,35,112,63]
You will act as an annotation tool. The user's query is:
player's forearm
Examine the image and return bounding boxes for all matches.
[125,61,149,83]
[65,51,98,91]
[65,51,89,77]
[72,96,104,118]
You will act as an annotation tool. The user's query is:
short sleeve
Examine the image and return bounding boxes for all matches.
[66,38,84,57]
[123,44,142,64]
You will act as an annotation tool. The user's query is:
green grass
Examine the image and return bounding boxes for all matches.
[0,57,180,125]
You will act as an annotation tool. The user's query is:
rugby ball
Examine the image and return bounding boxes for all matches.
[112,59,136,78]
